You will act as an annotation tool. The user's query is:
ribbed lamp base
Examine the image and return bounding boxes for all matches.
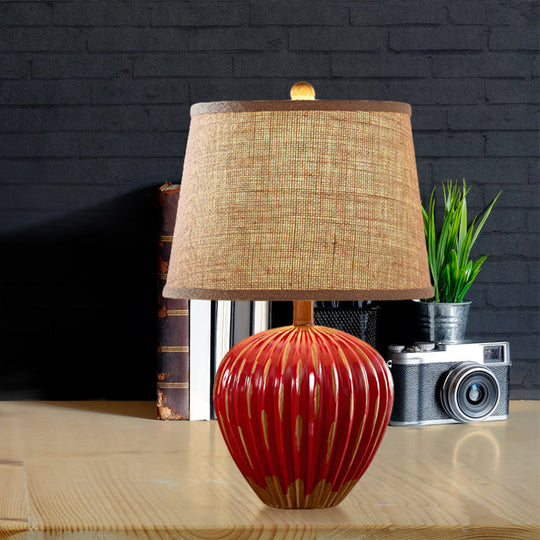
[213,324,394,509]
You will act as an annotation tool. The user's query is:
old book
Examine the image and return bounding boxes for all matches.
[156,183,190,420]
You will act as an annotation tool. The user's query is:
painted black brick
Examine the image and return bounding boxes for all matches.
[486,132,539,157]
[481,210,527,234]
[533,57,540,78]
[431,158,531,185]
[487,284,540,308]
[0,158,183,185]
[89,79,190,105]
[189,27,286,52]
[414,133,485,157]
[528,261,540,282]
[489,27,540,51]
[488,185,540,209]
[32,55,133,79]
[511,360,539,400]
[475,260,529,284]
[150,3,246,27]
[0,79,92,105]
[250,4,347,26]
[234,53,331,78]
[432,54,532,78]
[0,133,79,158]
[134,54,234,78]
[0,2,52,26]
[320,80,390,101]
[331,54,430,78]
[0,184,121,212]
[447,1,539,26]
[486,80,540,103]
[468,309,538,334]
[51,1,152,27]
[0,56,29,79]
[289,27,385,52]
[1,0,538,399]
[410,106,447,131]
[528,210,539,234]
[390,27,487,51]
[87,28,189,53]
[50,1,246,28]
[481,234,539,258]
[0,27,86,52]
[387,80,485,105]
[78,132,188,158]
[350,1,445,26]
[188,77,291,102]
[447,105,540,130]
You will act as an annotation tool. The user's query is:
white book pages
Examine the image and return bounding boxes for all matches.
[189,299,212,421]
[252,301,270,334]
[214,300,232,370]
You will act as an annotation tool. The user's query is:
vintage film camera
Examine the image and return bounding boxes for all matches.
[387,341,510,426]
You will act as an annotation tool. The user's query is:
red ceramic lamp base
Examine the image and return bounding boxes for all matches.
[213,302,394,509]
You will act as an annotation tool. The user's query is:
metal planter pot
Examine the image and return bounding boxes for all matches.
[414,300,471,343]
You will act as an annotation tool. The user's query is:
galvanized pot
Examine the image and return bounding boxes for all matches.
[414,300,471,343]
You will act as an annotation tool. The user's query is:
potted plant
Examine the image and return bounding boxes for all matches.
[416,180,501,342]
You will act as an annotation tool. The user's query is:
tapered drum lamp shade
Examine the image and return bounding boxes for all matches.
[164,82,433,508]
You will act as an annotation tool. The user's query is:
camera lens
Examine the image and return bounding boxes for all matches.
[467,383,484,404]
[440,362,500,423]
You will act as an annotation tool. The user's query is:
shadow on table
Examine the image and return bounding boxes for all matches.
[37,400,158,420]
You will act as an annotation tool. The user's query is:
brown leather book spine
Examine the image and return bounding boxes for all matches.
[156,183,189,420]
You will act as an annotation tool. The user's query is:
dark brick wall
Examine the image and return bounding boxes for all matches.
[1,0,538,399]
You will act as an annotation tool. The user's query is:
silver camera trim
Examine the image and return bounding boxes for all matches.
[389,415,509,427]
[389,341,510,366]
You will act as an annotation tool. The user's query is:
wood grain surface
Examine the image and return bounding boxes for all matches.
[0,400,538,539]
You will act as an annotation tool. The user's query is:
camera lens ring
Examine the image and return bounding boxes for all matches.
[440,362,500,423]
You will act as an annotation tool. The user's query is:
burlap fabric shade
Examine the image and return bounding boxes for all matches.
[163,92,432,301]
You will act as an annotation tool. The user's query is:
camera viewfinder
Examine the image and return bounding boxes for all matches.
[484,345,504,363]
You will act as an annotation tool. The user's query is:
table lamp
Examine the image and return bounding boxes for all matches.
[163,82,433,509]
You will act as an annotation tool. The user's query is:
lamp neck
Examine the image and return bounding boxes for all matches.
[293,301,314,327]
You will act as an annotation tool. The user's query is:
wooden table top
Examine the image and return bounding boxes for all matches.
[1,400,538,539]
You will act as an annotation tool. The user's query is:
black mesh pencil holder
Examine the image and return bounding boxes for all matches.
[314,302,380,349]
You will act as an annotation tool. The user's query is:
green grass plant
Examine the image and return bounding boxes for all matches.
[422,181,501,303]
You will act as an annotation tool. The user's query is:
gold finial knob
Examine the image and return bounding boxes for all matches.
[290,81,316,101]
